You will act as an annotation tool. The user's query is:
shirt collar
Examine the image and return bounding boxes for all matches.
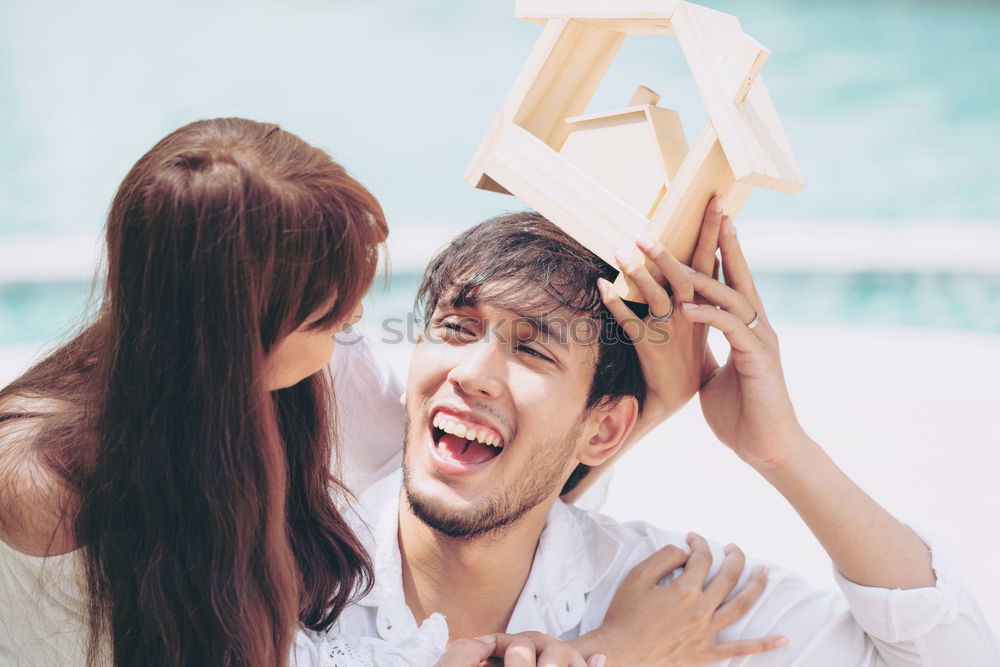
[506,499,622,635]
[357,472,624,638]
[357,478,420,643]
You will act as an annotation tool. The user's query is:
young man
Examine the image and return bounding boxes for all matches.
[331,212,999,665]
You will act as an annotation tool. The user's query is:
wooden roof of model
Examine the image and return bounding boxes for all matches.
[465,0,804,302]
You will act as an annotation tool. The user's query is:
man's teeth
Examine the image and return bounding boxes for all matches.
[432,413,503,448]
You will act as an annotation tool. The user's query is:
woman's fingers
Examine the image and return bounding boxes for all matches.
[680,303,765,357]
[537,642,588,667]
[614,250,674,320]
[689,271,757,328]
[702,543,746,608]
[633,235,696,305]
[497,632,590,667]
[436,636,497,666]
[597,279,643,342]
[718,217,764,313]
[691,197,725,276]
[713,565,770,628]
[676,532,713,586]
[498,635,536,666]
[612,195,728,314]
[710,634,790,661]
[624,543,691,587]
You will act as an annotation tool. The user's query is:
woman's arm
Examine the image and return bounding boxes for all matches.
[602,210,1000,662]
[651,216,933,589]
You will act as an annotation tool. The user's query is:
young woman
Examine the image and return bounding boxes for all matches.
[0,118,777,667]
[0,118,388,665]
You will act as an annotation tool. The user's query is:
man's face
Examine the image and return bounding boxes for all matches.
[402,298,600,539]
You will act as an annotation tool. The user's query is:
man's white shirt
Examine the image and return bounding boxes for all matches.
[320,470,1000,666]
[297,334,998,665]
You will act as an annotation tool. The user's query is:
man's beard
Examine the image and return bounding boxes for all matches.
[402,409,582,540]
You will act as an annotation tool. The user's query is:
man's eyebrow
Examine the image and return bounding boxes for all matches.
[438,299,575,350]
[514,313,570,350]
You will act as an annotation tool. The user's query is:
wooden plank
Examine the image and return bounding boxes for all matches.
[671,1,803,193]
[485,124,650,268]
[466,19,571,190]
[465,112,512,193]
[512,20,625,149]
[613,122,752,301]
[630,85,661,106]
[565,106,647,125]
[569,19,675,34]
[730,34,770,103]
[739,76,805,194]
[515,0,680,21]
[645,105,688,184]
[560,111,669,217]
[465,19,624,189]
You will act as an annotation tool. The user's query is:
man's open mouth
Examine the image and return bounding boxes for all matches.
[430,410,505,465]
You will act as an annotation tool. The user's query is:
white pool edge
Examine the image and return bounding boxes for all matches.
[2,219,999,283]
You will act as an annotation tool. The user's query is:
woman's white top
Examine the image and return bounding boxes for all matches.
[0,539,92,666]
[0,334,407,666]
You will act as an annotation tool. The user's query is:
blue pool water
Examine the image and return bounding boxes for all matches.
[3,272,999,348]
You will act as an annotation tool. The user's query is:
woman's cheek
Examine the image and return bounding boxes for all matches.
[315,334,336,371]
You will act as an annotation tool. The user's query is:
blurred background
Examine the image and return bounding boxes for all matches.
[2,0,999,632]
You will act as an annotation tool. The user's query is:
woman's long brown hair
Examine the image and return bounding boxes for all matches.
[0,118,384,665]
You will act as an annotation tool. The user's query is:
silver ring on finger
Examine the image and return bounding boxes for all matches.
[648,299,674,323]
[746,310,761,330]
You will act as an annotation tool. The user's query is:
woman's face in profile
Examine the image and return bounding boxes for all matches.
[264,301,364,390]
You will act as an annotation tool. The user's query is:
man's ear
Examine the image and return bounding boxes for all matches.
[577,396,639,467]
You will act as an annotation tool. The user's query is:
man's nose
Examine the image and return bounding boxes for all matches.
[446,339,504,399]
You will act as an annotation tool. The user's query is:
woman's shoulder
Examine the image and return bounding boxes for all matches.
[327,333,406,496]
[0,397,78,557]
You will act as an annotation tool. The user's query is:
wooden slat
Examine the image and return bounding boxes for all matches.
[738,76,805,193]
[630,85,661,106]
[614,122,753,301]
[512,21,625,148]
[465,19,624,189]
[646,105,688,184]
[560,110,668,217]
[671,1,803,193]
[530,18,676,35]
[730,34,770,103]
[565,106,647,125]
[485,124,649,268]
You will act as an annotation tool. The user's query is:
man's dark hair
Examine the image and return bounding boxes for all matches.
[415,211,648,495]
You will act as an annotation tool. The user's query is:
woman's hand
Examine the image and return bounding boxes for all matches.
[561,199,721,503]
[603,199,725,436]
[671,215,806,469]
[438,632,606,666]
[617,203,808,470]
[572,533,787,666]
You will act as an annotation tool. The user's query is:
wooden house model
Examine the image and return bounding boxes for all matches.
[465,0,805,301]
